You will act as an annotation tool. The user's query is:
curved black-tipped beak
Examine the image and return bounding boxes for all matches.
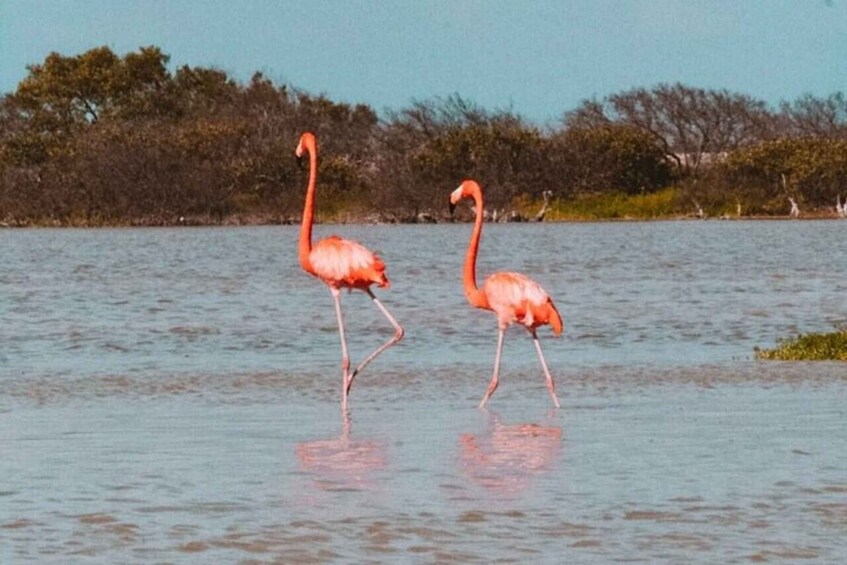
[449,201,456,216]
[295,154,306,170]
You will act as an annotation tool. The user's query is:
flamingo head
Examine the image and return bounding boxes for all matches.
[449,179,481,215]
[295,132,316,167]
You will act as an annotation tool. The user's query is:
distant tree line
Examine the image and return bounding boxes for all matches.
[1,46,845,225]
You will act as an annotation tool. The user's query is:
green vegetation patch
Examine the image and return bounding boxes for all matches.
[531,187,681,221]
[756,330,847,361]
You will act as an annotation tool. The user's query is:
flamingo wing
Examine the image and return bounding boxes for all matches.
[309,236,389,289]
[483,272,562,334]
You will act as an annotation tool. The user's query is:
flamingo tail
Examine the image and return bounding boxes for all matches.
[548,300,563,336]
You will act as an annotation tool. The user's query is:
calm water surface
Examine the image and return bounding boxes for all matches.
[2,221,846,562]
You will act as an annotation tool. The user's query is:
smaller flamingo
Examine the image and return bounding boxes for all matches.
[450,179,564,408]
[296,132,404,407]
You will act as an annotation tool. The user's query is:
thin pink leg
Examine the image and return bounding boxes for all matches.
[531,329,561,409]
[480,327,505,409]
[347,288,404,395]
[330,288,353,407]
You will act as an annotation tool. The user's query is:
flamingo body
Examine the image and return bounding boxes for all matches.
[482,272,562,334]
[306,235,389,290]
[451,179,563,408]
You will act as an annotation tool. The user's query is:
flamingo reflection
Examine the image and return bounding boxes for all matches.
[459,412,563,495]
[296,409,386,492]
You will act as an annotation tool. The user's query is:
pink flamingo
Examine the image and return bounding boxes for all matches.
[296,132,404,406]
[450,179,563,408]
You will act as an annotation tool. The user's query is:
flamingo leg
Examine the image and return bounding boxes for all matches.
[347,288,404,396]
[480,327,505,408]
[330,288,353,406]
[530,329,561,409]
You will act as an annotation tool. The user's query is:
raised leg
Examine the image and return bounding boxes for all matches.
[330,288,353,407]
[347,288,404,396]
[480,327,506,409]
[530,329,560,409]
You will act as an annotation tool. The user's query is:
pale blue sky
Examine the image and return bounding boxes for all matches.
[1,0,844,123]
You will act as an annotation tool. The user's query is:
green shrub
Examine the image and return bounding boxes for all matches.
[755,330,847,361]
[720,137,847,209]
[520,187,681,220]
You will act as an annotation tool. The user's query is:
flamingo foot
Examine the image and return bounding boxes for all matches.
[549,389,561,409]
[546,376,560,408]
[478,381,498,409]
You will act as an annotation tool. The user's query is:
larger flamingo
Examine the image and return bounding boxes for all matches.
[296,132,404,406]
[450,180,563,408]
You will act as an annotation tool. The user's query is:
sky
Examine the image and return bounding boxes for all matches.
[1,0,845,124]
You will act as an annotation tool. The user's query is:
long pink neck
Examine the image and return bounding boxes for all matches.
[463,186,489,309]
[299,137,317,272]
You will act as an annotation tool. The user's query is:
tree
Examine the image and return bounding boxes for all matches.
[13,46,171,126]
[714,137,847,212]
[551,125,671,195]
[3,46,173,166]
[378,96,542,216]
[566,83,775,175]
[780,93,847,139]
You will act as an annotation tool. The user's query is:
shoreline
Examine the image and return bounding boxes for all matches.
[2,213,844,229]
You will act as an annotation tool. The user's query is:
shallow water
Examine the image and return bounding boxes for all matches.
[2,221,847,562]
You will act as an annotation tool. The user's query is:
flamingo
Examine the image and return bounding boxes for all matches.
[296,132,404,406]
[450,179,563,409]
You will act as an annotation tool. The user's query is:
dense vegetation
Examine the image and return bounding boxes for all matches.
[756,330,847,361]
[1,46,846,226]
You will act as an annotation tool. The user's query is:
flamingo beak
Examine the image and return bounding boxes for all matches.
[295,146,305,169]
[449,186,462,216]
